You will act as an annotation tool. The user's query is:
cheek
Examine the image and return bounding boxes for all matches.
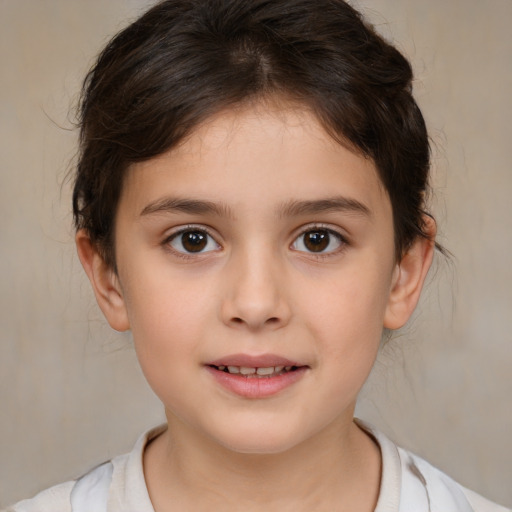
[125,282,211,414]
[301,273,388,410]
[121,268,215,370]
[300,261,392,361]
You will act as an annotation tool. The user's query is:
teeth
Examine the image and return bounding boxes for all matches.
[218,365,295,376]
[256,367,275,376]
[239,367,256,375]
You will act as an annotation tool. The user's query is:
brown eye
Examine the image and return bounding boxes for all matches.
[169,229,219,254]
[292,228,344,254]
[181,231,207,252]
[303,230,329,252]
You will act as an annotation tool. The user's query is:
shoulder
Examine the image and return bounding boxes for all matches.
[4,480,75,512]
[356,419,510,512]
[398,446,510,512]
[4,425,165,512]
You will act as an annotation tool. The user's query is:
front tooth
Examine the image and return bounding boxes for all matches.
[274,366,284,373]
[239,366,256,375]
[256,367,275,376]
[228,366,240,374]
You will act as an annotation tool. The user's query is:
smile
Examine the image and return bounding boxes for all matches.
[211,365,298,377]
[205,356,309,398]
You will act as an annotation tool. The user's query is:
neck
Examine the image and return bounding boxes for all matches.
[144,411,381,512]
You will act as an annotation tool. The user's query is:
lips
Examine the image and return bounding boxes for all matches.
[205,354,309,398]
[208,353,302,368]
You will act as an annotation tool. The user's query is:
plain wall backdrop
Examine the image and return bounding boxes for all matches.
[1,0,511,507]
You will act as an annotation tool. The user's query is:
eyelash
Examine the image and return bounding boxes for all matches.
[163,225,220,260]
[162,224,349,260]
[291,224,349,259]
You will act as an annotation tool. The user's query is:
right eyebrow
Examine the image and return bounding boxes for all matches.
[140,197,234,218]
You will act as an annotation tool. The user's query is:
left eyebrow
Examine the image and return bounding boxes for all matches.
[140,197,234,218]
[278,196,371,218]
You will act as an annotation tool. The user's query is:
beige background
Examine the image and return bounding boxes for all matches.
[1,0,511,507]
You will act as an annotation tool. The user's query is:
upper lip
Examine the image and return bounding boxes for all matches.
[207,353,306,368]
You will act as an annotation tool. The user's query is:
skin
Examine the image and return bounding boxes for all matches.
[77,102,434,511]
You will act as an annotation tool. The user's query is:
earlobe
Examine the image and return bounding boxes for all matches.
[75,230,130,332]
[384,216,436,330]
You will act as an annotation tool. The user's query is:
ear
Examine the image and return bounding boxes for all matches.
[384,216,436,330]
[75,230,130,332]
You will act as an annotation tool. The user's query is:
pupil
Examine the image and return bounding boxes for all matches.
[304,230,329,252]
[182,231,207,252]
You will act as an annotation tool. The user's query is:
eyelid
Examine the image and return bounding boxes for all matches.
[163,224,222,256]
[290,223,349,255]
[291,222,348,240]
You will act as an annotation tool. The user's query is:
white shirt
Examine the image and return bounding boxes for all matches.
[6,422,510,512]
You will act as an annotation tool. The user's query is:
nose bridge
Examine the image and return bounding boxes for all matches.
[221,240,290,330]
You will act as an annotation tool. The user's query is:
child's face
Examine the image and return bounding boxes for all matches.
[109,103,401,453]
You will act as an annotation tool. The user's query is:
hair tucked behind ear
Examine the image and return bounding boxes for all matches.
[73,0,436,269]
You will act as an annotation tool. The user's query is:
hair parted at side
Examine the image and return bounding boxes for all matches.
[73,0,433,269]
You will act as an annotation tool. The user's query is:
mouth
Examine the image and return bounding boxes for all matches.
[207,364,303,378]
[205,355,309,398]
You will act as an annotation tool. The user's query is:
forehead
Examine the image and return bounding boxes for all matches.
[120,103,390,221]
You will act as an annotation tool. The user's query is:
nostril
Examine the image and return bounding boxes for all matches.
[229,316,281,327]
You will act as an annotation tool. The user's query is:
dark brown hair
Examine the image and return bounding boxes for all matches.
[73,0,433,269]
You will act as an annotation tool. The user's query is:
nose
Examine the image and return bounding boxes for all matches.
[220,245,291,332]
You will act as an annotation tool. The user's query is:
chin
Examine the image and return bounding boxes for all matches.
[206,419,311,455]
[219,436,299,455]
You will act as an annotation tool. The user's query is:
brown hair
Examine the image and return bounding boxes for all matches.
[73,0,433,269]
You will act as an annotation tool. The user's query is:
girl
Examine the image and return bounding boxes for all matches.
[7,0,509,511]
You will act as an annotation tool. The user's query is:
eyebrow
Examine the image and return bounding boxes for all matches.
[278,196,371,218]
[140,197,233,218]
[140,195,371,219]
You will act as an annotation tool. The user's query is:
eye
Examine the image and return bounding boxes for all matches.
[168,228,219,254]
[291,228,345,254]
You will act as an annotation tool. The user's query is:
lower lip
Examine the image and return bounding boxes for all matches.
[205,366,308,398]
